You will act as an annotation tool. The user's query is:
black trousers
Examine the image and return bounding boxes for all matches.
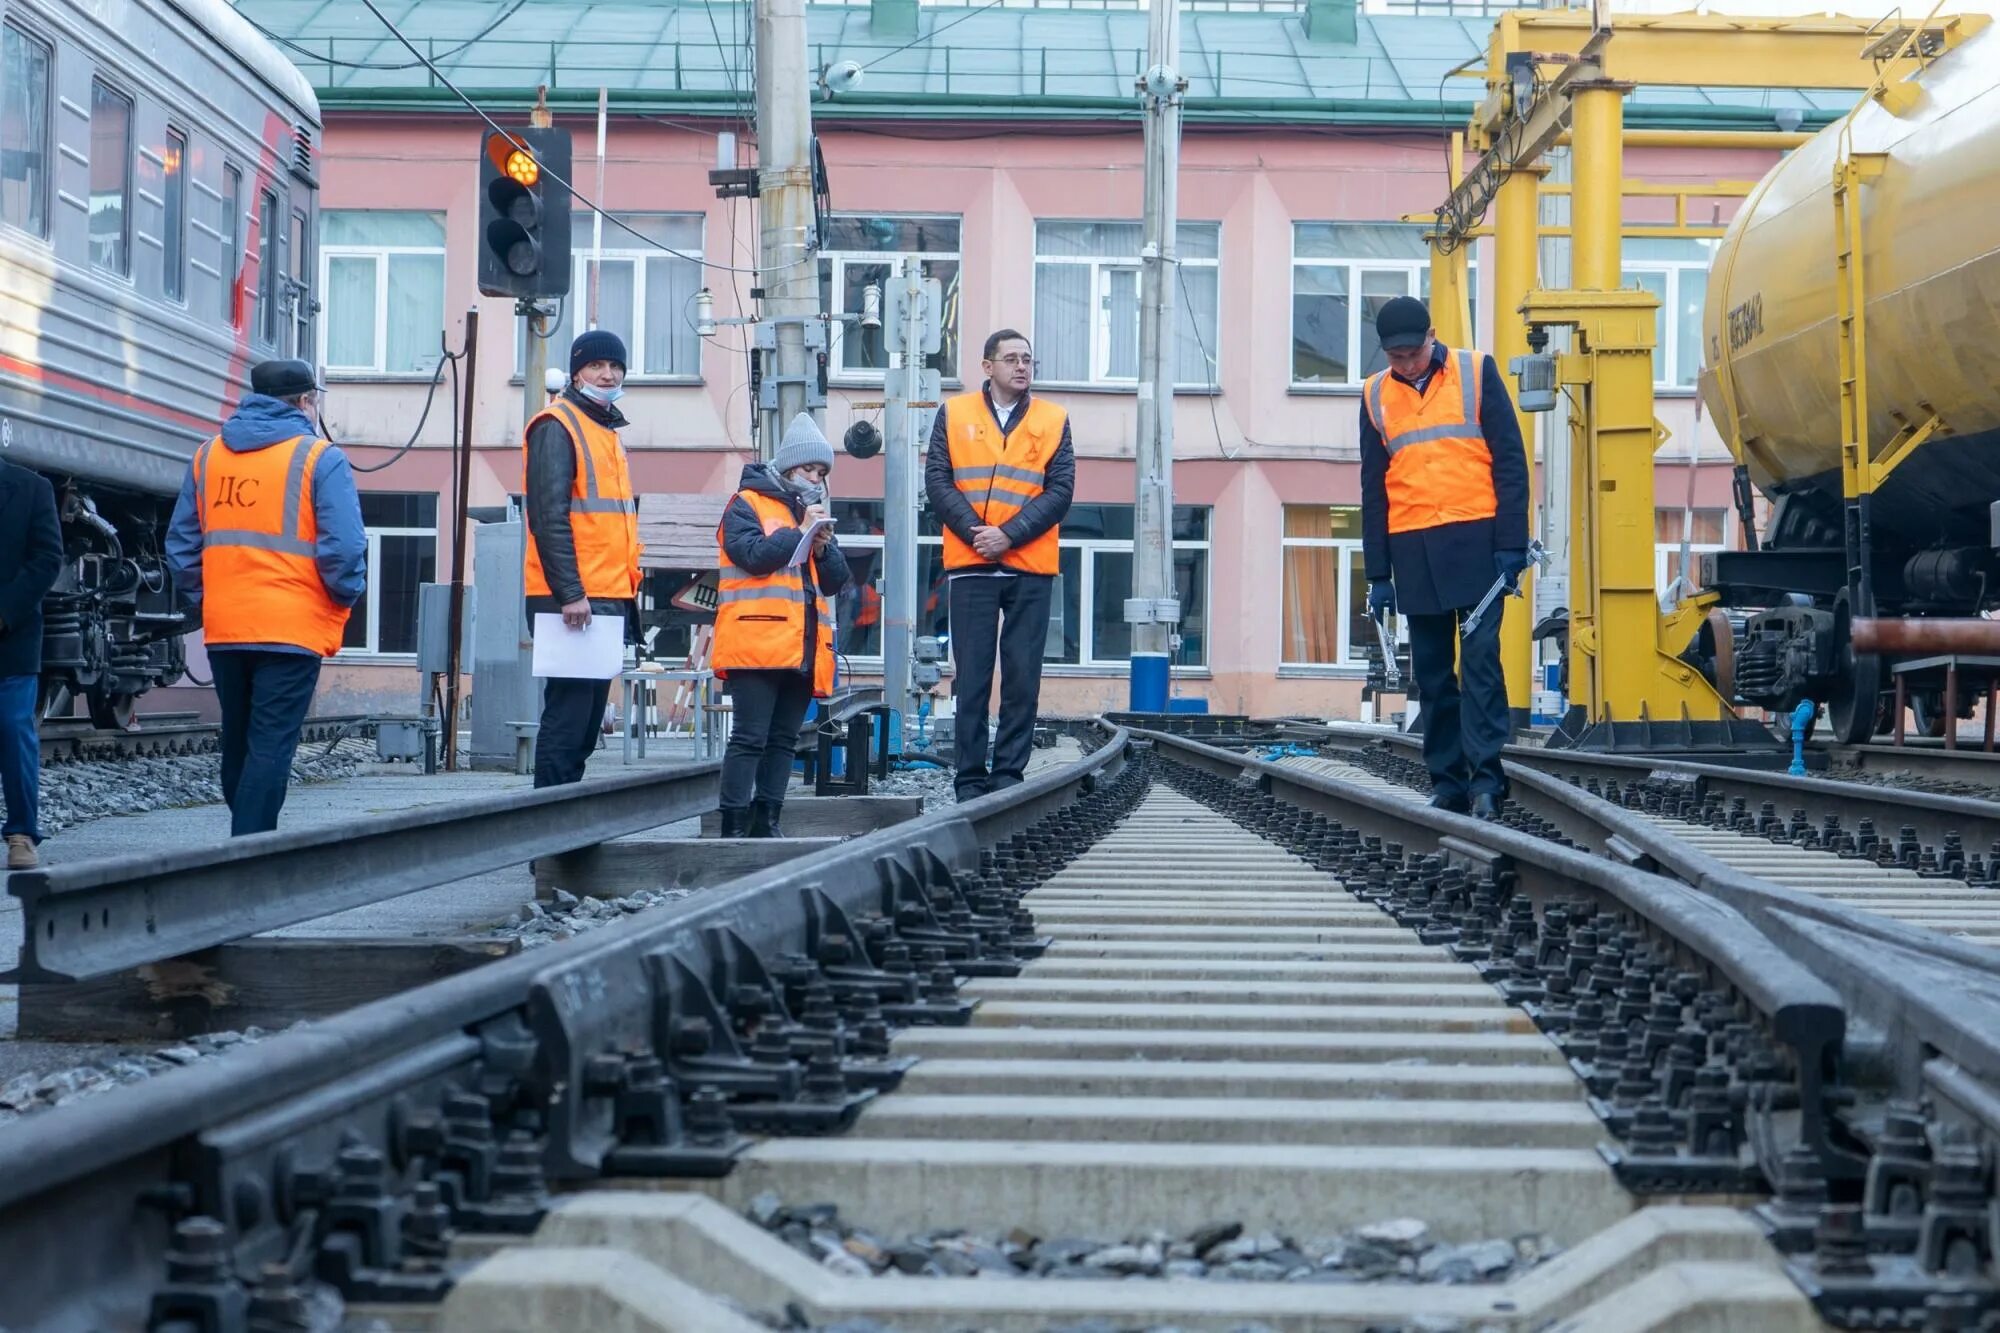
[1407,607,1509,804]
[948,573,1052,799]
[534,676,611,788]
[210,649,321,836]
[720,668,812,810]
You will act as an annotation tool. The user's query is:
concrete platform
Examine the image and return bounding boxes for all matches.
[533,836,840,899]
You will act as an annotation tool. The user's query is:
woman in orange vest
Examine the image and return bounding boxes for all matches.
[713,413,850,837]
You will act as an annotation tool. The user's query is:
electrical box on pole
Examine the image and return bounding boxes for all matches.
[477,127,573,300]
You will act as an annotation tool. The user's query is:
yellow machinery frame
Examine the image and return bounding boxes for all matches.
[1426,6,1986,741]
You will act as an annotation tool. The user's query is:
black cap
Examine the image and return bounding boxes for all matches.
[250,358,319,399]
[570,329,628,376]
[1375,296,1433,351]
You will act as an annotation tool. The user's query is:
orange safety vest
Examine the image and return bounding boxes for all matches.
[193,434,351,657]
[522,398,641,600]
[939,392,1064,575]
[1364,348,1499,535]
[712,489,836,698]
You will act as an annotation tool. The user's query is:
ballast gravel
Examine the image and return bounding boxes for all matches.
[489,886,699,949]
[743,1193,1555,1311]
[0,1027,281,1128]
[36,739,368,835]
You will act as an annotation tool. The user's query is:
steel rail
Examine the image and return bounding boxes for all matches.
[1815,738,2000,792]
[1,759,723,983]
[1293,725,2000,1144]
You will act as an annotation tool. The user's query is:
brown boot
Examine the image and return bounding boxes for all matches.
[6,834,38,870]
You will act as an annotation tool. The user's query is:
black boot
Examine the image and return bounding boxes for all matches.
[719,806,749,838]
[750,798,784,839]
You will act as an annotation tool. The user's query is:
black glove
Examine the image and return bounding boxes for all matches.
[1368,579,1396,622]
[1494,549,1529,594]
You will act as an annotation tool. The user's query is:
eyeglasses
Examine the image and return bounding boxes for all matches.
[989,354,1036,368]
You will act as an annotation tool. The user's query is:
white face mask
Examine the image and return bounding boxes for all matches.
[577,381,624,407]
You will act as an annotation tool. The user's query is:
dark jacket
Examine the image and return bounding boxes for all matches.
[721,463,852,678]
[0,460,62,679]
[525,387,637,630]
[1359,344,1530,615]
[924,384,1076,572]
[164,394,368,655]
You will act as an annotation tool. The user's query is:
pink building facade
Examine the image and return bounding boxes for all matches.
[227,108,1780,722]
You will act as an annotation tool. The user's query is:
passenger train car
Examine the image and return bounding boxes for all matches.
[0,0,319,725]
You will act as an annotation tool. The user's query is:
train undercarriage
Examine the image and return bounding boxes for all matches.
[38,483,190,729]
[1694,494,2000,744]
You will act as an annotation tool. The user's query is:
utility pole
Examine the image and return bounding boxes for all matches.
[881,258,940,746]
[1127,0,1185,713]
[753,0,823,455]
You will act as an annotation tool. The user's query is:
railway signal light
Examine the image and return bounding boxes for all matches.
[477,127,572,299]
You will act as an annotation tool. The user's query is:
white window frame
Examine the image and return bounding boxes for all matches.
[553,213,705,382]
[1031,220,1220,390]
[339,518,438,659]
[819,214,962,385]
[0,21,54,241]
[318,212,446,378]
[1655,506,1732,601]
[1624,251,1712,392]
[1289,224,1475,390]
[1277,528,1378,671]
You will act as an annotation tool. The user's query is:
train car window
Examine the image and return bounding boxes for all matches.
[256,189,278,346]
[162,128,188,303]
[221,165,242,326]
[1,24,52,237]
[88,79,133,276]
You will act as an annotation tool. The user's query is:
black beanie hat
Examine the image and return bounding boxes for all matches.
[570,329,628,376]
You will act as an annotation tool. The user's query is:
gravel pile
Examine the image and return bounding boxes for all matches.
[489,885,698,949]
[0,1028,276,1128]
[743,1193,1555,1291]
[870,762,958,811]
[38,739,368,834]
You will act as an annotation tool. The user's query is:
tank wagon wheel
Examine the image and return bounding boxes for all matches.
[1828,598,1885,745]
[87,688,138,733]
[1908,692,1950,739]
[1699,609,1736,700]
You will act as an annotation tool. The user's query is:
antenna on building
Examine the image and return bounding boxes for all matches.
[530,86,552,130]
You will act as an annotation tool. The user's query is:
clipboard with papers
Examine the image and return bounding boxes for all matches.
[788,518,833,568]
[531,613,627,680]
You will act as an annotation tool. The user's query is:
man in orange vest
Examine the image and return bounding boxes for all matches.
[712,413,850,837]
[166,359,366,835]
[1360,297,1529,820]
[524,330,642,788]
[925,329,1074,801]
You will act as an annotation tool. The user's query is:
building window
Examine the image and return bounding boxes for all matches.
[817,215,961,382]
[1031,221,1220,389]
[523,213,703,380]
[1291,223,1475,388]
[291,207,313,361]
[88,79,133,276]
[321,211,446,376]
[255,189,279,346]
[160,128,188,302]
[1625,237,1715,390]
[1280,504,1374,668]
[1656,505,1729,598]
[1,24,52,237]
[221,165,242,326]
[829,501,1209,669]
[340,492,438,657]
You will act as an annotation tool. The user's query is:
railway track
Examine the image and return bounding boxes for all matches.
[36,712,374,765]
[5,722,2000,1330]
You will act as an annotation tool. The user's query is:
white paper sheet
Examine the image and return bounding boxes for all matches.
[788,518,833,568]
[531,613,627,680]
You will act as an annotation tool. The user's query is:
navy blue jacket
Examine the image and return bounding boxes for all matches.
[721,463,851,676]
[165,395,368,654]
[1359,345,1530,615]
[0,460,62,679]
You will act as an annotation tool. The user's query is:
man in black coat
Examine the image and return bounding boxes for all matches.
[1359,297,1530,820]
[0,460,63,868]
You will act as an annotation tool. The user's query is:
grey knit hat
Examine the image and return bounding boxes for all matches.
[771,412,835,475]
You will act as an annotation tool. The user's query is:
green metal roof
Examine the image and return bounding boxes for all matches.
[230,0,1856,127]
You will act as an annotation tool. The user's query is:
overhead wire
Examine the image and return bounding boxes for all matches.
[351,0,773,278]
